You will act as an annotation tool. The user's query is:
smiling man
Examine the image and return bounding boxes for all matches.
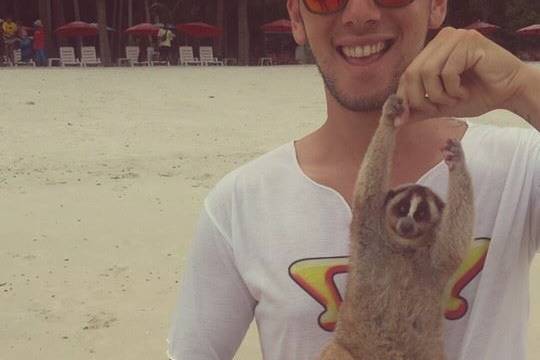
[167,0,540,359]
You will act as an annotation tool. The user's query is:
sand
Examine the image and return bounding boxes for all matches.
[0,64,538,360]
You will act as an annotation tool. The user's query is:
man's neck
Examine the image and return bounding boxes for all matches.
[294,95,467,203]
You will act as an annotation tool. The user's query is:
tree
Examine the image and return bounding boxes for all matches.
[97,0,112,65]
[38,0,54,57]
[238,0,249,65]
[215,0,225,57]
[73,0,81,20]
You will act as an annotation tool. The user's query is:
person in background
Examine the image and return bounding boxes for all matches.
[18,21,32,63]
[33,20,47,67]
[0,19,5,64]
[2,16,17,64]
[157,24,175,64]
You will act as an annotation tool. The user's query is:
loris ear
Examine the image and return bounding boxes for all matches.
[434,195,446,212]
[384,190,396,207]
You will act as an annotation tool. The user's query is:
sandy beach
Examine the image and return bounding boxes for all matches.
[1,64,539,359]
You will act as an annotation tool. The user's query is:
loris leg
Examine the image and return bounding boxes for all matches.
[430,139,474,277]
[319,341,356,360]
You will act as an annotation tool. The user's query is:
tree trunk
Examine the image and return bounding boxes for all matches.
[117,0,124,59]
[38,0,55,57]
[127,0,133,27]
[97,0,112,66]
[144,0,151,23]
[72,0,83,53]
[52,0,66,45]
[73,0,81,20]
[238,0,249,65]
[215,0,225,57]
[127,0,133,44]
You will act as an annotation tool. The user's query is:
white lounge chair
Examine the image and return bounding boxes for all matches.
[13,49,36,67]
[149,47,170,66]
[199,46,223,66]
[178,46,201,66]
[118,46,144,66]
[59,46,81,67]
[81,46,101,66]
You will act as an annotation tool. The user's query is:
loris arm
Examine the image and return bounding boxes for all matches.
[352,96,400,226]
[430,141,474,277]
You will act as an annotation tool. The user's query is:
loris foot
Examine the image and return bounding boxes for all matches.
[442,139,465,171]
[381,95,406,127]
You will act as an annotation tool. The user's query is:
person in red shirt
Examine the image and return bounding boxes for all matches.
[33,19,47,66]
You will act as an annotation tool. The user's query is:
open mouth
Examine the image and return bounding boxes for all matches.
[337,39,395,64]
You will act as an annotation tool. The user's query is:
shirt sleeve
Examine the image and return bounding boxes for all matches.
[531,132,540,252]
[167,204,257,360]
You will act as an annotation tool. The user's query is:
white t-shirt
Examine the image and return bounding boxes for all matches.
[168,121,540,360]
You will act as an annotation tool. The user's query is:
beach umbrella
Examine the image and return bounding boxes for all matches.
[55,21,98,37]
[124,23,160,36]
[464,20,500,35]
[261,19,292,34]
[176,22,222,38]
[516,24,540,37]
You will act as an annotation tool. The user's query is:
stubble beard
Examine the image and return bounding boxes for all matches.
[315,58,404,112]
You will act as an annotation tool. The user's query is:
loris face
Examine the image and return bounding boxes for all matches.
[384,184,445,249]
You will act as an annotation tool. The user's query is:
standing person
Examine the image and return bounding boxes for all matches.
[0,19,5,65]
[157,24,175,64]
[33,20,47,67]
[2,16,17,64]
[18,22,32,63]
[167,0,540,360]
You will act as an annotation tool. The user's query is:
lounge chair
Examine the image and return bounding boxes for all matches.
[149,47,170,66]
[59,46,81,67]
[81,46,102,67]
[118,46,146,66]
[13,49,36,67]
[178,46,201,66]
[199,46,224,66]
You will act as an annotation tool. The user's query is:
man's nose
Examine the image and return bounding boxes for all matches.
[341,0,382,29]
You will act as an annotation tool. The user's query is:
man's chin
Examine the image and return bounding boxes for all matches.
[319,69,399,113]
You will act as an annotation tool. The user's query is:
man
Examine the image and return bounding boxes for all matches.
[157,24,175,64]
[33,20,47,67]
[167,0,540,359]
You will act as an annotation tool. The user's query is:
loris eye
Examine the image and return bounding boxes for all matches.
[414,203,431,222]
[398,205,408,216]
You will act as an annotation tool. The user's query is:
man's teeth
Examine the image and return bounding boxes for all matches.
[342,42,386,58]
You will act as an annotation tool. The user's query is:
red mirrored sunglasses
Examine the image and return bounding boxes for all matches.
[303,0,415,14]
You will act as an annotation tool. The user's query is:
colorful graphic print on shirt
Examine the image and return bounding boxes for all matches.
[288,238,490,332]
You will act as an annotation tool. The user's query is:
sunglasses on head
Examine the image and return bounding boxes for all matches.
[303,0,415,15]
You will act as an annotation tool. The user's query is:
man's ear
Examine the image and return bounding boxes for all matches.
[287,0,307,45]
[427,0,448,29]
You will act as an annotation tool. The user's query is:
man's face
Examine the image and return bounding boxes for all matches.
[291,0,446,112]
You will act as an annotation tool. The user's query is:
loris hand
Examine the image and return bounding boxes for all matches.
[396,27,539,128]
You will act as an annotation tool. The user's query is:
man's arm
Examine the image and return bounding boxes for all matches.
[508,63,540,131]
[167,206,256,360]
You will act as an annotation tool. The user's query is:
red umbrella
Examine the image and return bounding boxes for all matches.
[516,24,540,37]
[464,20,500,35]
[261,19,292,33]
[176,22,222,38]
[55,21,98,37]
[124,23,160,36]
